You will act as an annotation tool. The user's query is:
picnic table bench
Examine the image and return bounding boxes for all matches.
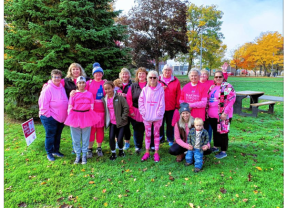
[234,91,276,117]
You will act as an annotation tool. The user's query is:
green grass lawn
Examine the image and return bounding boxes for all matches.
[4,77,283,207]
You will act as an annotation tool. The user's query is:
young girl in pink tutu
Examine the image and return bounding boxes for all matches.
[64,76,100,164]
[102,81,129,160]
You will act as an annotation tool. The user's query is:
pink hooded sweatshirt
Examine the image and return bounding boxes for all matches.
[138,83,165,122]
[38,80,68,123]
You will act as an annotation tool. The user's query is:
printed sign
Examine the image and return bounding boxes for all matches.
[21,118,36,146]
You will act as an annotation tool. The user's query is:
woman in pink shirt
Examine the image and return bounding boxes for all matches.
[126,67,148,154]
[38,69,68,161]
[168,103,195,162]
[207,71,236,159]
[85,64,106,158]
[180,69,208,129]
[138,70,165,162]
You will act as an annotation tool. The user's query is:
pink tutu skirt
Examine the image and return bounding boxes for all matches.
[64,109,101,129]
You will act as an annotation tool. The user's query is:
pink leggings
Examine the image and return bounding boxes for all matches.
[143,120,162,151]
[89,126,104,143]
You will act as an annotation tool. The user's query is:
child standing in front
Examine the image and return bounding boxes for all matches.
[102,81,129,160]
[64,76,100,164]
[185,117,209,172]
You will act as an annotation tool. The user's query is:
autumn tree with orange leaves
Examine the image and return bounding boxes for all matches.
[231,31,283,76]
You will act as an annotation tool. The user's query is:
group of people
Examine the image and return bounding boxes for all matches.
[38,62,236,172]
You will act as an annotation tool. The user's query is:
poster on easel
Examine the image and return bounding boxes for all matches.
[21,118,36,146]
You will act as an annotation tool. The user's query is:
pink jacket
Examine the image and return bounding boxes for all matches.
[138,83,165,122]
[38,80,68,123]
[159,75,181,111]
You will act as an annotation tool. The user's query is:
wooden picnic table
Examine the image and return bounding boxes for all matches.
[234,91,265,116]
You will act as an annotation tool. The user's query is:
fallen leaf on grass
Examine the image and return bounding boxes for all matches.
[60,203,72,208]
[90,175,95,178]
[126,190,130,193]
[118,194,122,198]
[220,188,227,194]
[256,167,262,171]
[93,197,98,201]
[168,172,172,175]
[17,202,27,207]
[68,195,74,201]
[125,169,130,172]
[242,199,248,202]
[57,197,64,202]
[104,202,108,207]
[89,181,95,184]
[107,178,111,182]
[248,173,252,181]
[142,168,147,172]
[151,179,155,182]
[102,189,106,193]
[253,190,258,194]
[236,194,239,197]
[240,153,246,157]
[273,149,279,152]
[169,176,175,181]
[81,169,85,172]
[189,203,194,207]
[40,182,46,185]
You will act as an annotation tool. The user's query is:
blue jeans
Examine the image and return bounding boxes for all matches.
[130,118,144,149]
[70,127,91,157]
[40,115,65,154]
[185,149,203,169]
[160,110,175,142]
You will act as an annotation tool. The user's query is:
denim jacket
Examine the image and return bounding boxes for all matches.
[187,128,209,153]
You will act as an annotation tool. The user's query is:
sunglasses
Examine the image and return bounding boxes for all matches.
[149,77,157,80]
[214,76,223,79]
[52,76,61,79]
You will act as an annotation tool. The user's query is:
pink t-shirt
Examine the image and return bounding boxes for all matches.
[150,86,156,90]
[86,80,105,112]
[139,82,146,89]
[179,82,207,121]
[162,77,172,85]
[107,97,116,125]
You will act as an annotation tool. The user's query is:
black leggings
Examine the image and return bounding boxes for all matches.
[109,124,125,151]
[124,118,131,141]
[208,118,232,151]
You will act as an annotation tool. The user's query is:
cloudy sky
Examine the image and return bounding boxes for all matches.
[114,0,283,59]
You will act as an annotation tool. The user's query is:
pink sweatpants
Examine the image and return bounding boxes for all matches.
[143,120,162,151]
[89,126,104,143]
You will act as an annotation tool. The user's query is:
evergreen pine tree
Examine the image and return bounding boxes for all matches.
[4,0,131,120]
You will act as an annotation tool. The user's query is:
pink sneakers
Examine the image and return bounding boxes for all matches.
[154,153,160,162]
[141,153,150,162]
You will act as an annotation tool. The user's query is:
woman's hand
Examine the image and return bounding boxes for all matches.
[202,145,208,151]
[130,113,135,117]
[70,90,76,97]
[118,92,126,97]
[188,145,193,150]
[220,113,227,121]
[162,86,167,90]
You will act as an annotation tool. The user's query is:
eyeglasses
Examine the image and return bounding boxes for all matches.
[214,76,223,79]
[52,76,61,79]
[149,77,157,80]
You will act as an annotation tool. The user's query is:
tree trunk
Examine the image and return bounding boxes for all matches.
[259,65,262,76]
[187,56,193,74]
[155,56,159,74]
